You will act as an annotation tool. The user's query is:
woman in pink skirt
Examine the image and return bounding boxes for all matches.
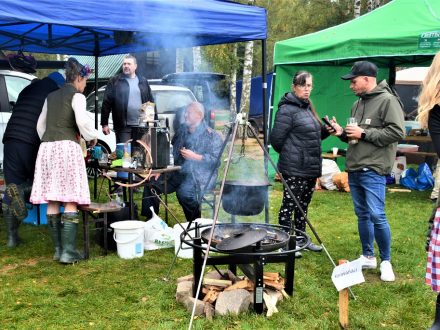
[30,57,98,264]
[419,51,440,330]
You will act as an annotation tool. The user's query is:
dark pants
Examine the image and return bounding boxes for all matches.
[141,173,202,222]
[115,127,133,144]
[278,175,316,233]
[3,141,38,204]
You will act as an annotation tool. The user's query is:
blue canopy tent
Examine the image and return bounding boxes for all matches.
[0,0,269,207]
[0,0,267,55]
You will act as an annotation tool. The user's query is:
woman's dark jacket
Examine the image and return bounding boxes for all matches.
[270,92,329,178]
[100,73,154,132]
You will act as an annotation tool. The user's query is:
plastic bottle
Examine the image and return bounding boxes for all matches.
[122,145,131,168]
[169,145,174,166]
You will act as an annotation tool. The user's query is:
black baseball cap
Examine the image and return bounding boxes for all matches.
[341,61,378,80]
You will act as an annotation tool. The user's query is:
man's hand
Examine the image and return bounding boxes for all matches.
[345,124,363,139]
[329,117,344,136]
[180,147,203,161]
[149,173,161,181]
[102,125,110,135]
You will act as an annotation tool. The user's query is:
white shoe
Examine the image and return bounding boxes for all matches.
[356,255,377,269]
[380,261,395,282]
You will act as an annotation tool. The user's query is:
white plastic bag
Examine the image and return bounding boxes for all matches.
[144,207,174,250]
[320,159,340,190]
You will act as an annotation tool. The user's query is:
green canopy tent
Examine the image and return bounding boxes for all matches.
[270,0,440,172]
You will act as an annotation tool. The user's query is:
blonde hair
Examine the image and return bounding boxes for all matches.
[417,52,440,128]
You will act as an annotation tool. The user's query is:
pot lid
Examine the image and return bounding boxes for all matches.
[215,228,267,251]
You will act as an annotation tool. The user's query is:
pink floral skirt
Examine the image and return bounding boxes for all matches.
[426,207,440,292]
[30,140,90,205]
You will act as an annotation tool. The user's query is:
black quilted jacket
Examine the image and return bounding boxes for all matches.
[270,92,329,178]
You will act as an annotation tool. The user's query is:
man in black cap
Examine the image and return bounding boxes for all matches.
[2,72,65,247]
[329,61,405,282]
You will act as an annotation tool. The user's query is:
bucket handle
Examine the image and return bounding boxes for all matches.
[113,230,143,244]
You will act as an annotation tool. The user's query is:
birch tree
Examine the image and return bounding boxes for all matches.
[229,44,238,114]
[354,0,361,18]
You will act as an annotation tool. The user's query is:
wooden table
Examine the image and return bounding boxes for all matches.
[96,163,181,222]
[322,153,343,160]
[399,135,437,167]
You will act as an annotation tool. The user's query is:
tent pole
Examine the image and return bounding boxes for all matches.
[261,38,269,224]
[388,59,396,86]
[93,49,99,199]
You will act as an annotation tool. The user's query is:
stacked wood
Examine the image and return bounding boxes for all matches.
[176,270,287,319]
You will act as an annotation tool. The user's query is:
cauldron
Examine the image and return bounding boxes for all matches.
[200,223,289,252]
[222,180,269,216]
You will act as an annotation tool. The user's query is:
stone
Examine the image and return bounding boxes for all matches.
[204,302,215,321]
[205,269,229,280]
[176,280,193,303]
[176,274,194,283]
[182,296,205,316]
[215,289,252,315]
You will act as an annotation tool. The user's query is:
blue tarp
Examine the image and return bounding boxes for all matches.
[236,73,272,117]
[0,0,267,55]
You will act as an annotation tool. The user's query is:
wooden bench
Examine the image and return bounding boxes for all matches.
[78,202,122,259]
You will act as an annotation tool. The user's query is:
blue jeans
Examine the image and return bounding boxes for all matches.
[348,170,391,261]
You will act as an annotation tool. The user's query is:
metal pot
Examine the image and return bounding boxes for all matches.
[201,223,289,252]
[222,180,269,216]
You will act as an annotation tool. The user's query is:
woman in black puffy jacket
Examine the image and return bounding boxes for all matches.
[270,71,330,256]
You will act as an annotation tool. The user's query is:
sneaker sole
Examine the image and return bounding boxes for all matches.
[362,265,377,270]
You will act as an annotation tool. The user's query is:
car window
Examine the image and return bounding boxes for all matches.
[152,91,195,114]
[4,75,32,105]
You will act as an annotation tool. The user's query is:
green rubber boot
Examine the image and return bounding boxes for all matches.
[47,214,62,261]
[2,203,21,247]
[5,183,28,221]
[59,212,83,264]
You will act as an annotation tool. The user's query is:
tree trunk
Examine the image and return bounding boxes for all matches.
[239,40,254,116]
[239,0,255,117]
[229,44,238,114]
[193,46,202,72]
[354,0,361,18]
[176,48,184,73]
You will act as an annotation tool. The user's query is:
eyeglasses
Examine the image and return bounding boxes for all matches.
[296,84,313,90]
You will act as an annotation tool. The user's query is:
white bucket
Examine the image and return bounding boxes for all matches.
[111,220,145,259]
[173,218,213,259]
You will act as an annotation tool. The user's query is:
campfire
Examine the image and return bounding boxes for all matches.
[176,269,289,319]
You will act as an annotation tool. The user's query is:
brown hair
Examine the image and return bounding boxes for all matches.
[292,71,321,123]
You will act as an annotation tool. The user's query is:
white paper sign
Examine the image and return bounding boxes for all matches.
[331,259,365,291]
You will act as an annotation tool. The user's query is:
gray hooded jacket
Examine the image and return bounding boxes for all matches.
[341,80,405,175]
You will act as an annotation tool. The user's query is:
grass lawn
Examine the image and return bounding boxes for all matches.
[0,179,436,329]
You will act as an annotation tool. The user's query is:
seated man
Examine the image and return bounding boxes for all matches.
[141,101,223,222]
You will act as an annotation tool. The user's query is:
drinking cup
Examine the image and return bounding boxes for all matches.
[346,117,359,145]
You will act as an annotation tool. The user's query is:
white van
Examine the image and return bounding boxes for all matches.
[0,70,38,168]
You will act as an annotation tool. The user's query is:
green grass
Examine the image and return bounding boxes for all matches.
[0,181,436,329]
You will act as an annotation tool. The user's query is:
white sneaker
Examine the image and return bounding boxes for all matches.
[356,255,377,269]
[380,261,395,282]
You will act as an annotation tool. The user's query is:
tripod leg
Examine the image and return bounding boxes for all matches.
[163,221,193,281]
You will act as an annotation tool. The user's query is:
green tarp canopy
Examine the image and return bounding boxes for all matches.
[270,0,440,174]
